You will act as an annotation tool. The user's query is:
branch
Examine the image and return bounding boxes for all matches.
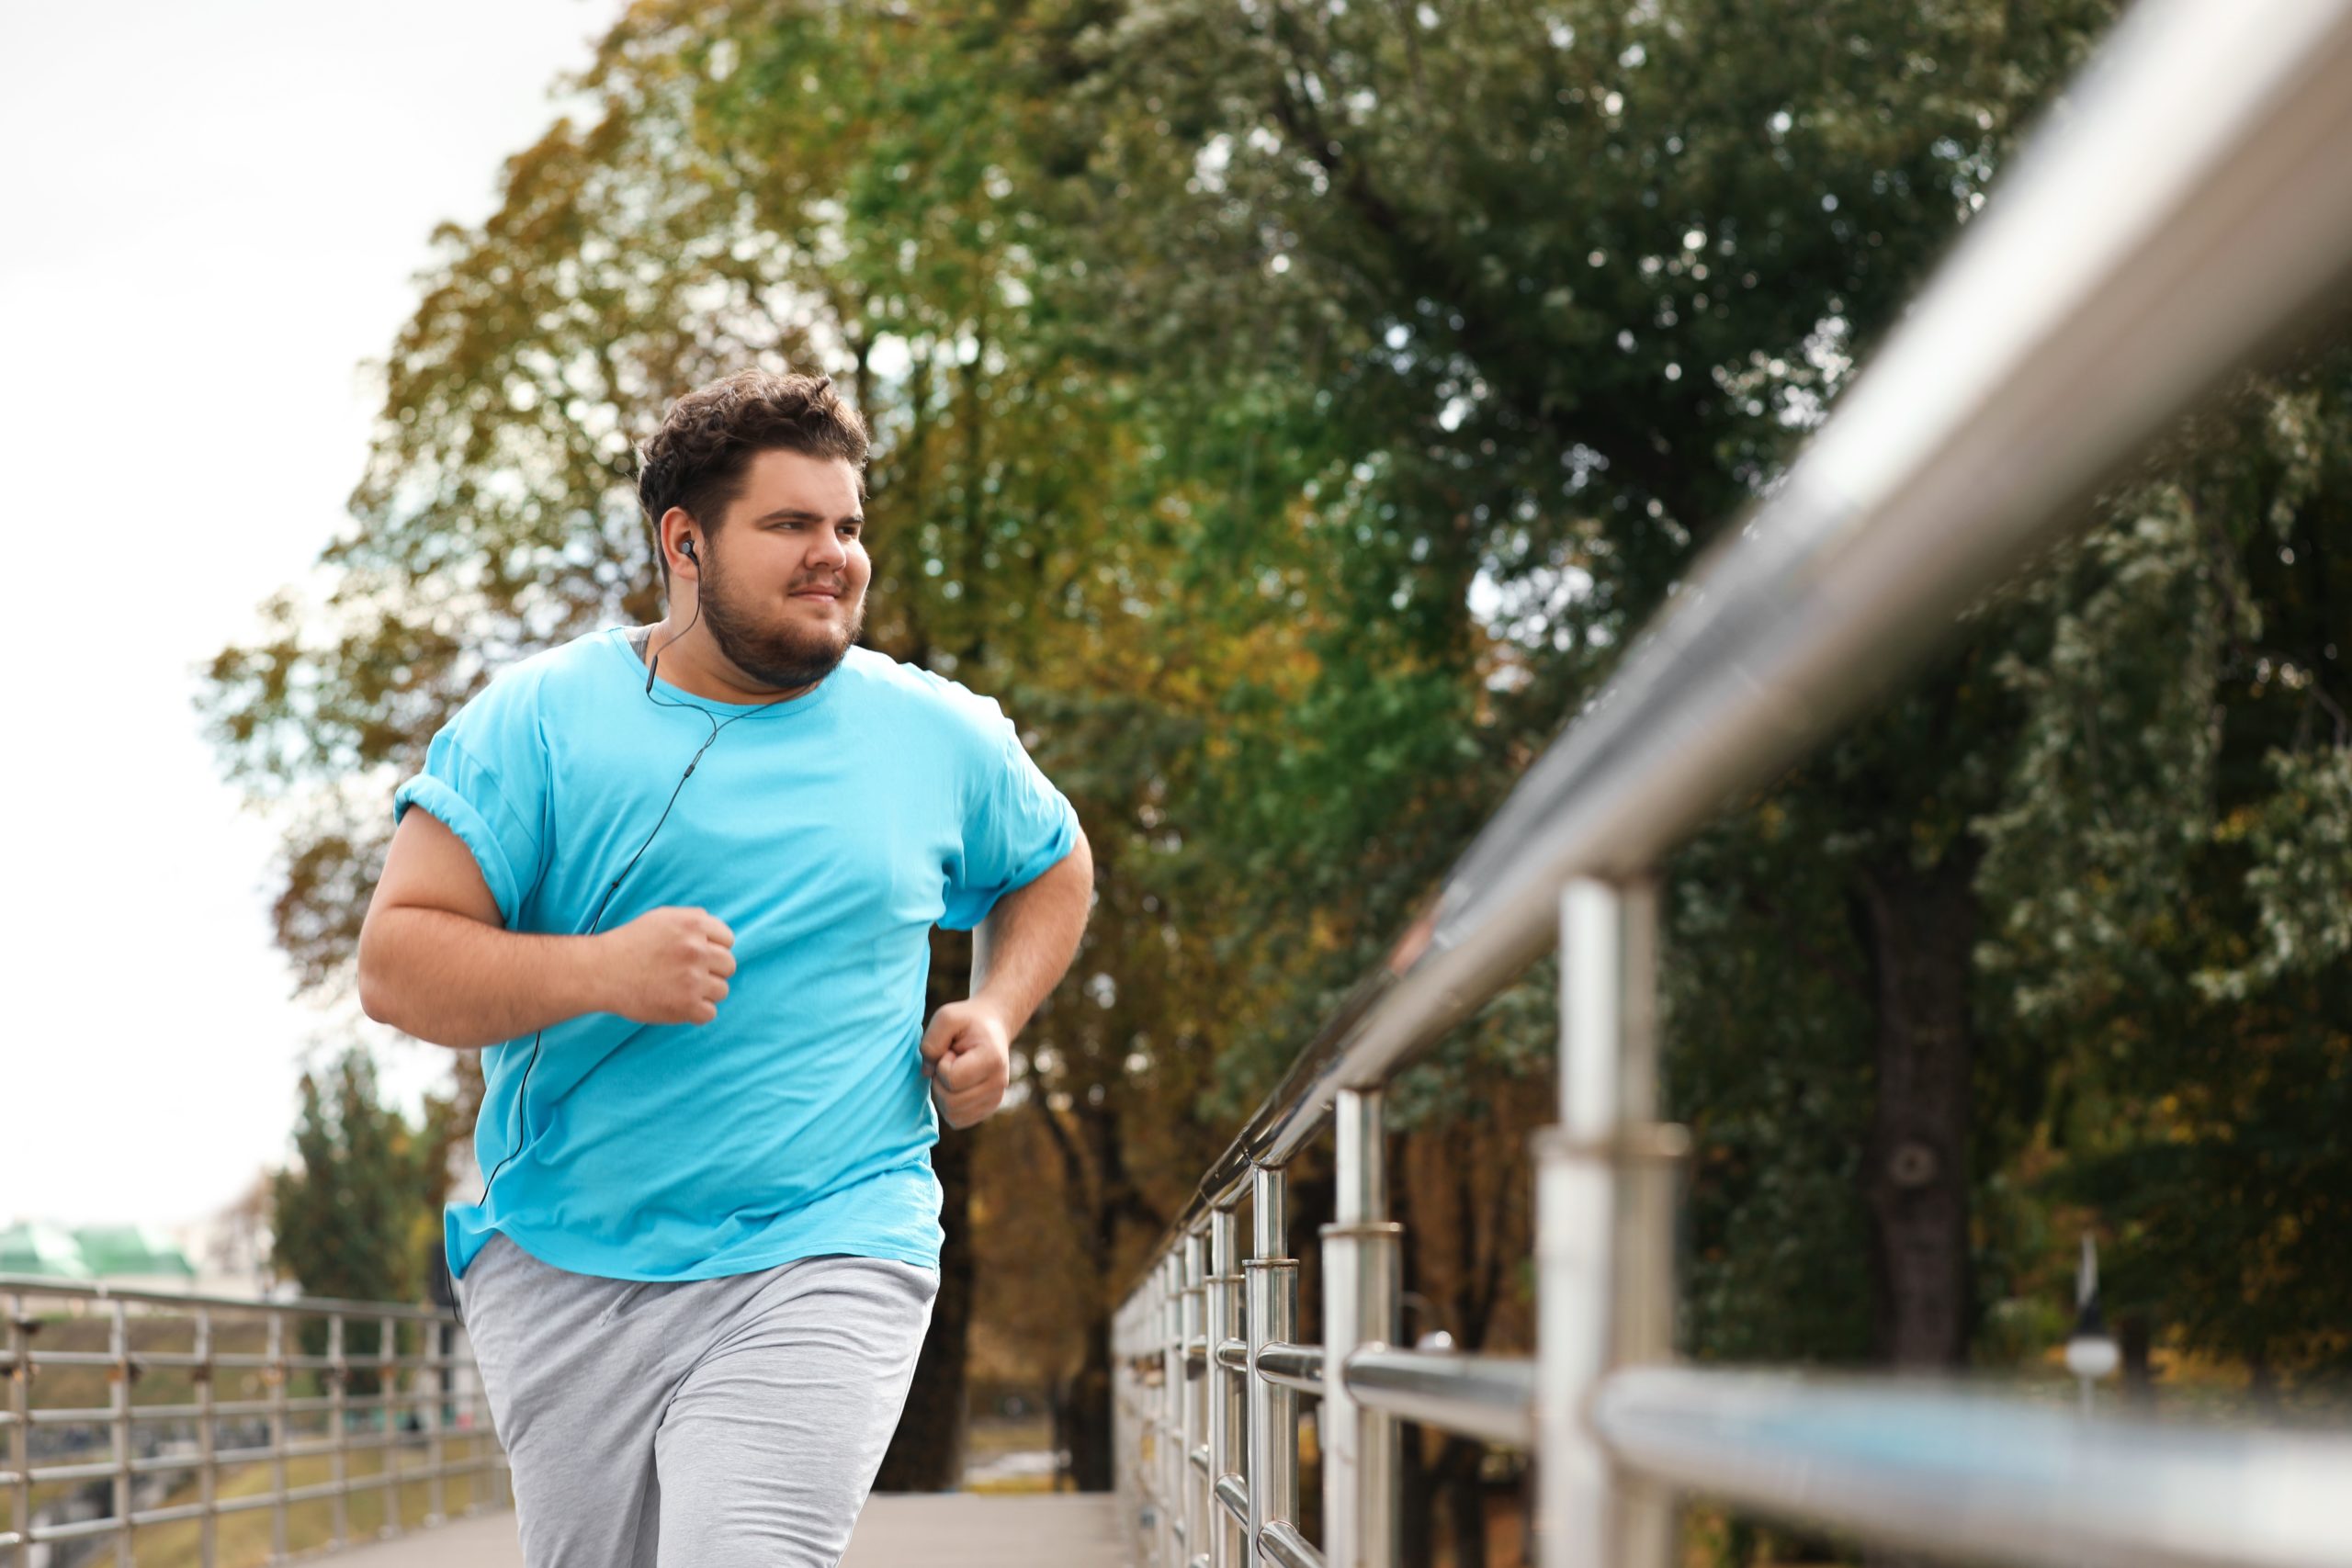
[1029,1096,1102,1243]
[1258,8,1708,529]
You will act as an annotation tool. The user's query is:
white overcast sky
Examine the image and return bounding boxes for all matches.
[0,0,619,1232]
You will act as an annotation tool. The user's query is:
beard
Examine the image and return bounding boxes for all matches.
[695,537,865,694]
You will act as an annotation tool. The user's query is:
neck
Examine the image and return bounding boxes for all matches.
[639,611,817,705]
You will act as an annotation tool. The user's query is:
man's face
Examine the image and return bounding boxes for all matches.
[693,447,870,693]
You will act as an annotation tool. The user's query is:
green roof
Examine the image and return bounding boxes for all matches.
[0,1221,93,1279]
[0,1223,197,1281]
[73,1225,196,1279]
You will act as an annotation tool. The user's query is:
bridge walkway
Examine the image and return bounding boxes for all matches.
[328,1493,1130,1567]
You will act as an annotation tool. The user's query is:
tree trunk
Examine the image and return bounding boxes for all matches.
[1399,1421,1436,1564]
[876,931,978,1490]
[1851,850,1980,1371]
[1065,1308,1116,1490]
[1053,1078,1166,1492]
[1441,1435,1489,1568]
[2119,1310,2157,1408]
[875,1128,974,1490]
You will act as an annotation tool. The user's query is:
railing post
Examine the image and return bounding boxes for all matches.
[1245,1166,1299,1565]
[329,1312,349,1548]
[1207,1205,1244,1568]
[1127,1292,1146,1558]
[9,1290,30,1568]
[267,1311,288,1562]
[1163,1252,1184,1568]
[427,1314,447,1525]
[109,1297,130,1568]
[1183,1231,1210,1568]
[1538,877,1678,1568]
[1323,1087,1401,1568]
[196,1305,218,1568]
[1146,1269,1162,1563]
[1125,1309,1136,1529]
[379,1312,400,1536]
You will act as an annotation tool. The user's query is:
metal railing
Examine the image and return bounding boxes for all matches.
[1112,0,2352,1565]
[2,1274,508,1567]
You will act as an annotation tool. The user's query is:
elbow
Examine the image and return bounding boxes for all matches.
[355,915,401,1030]
[357,975,395,1030]
[356,910,488,1051]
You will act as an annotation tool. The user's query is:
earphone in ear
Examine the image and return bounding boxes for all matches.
[648,535,704,695]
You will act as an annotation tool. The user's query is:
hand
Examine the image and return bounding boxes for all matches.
[920,998,1012,1129]
[597,907,736,1025]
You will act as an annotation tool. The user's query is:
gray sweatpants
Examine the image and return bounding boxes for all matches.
[458,1232,939,1567]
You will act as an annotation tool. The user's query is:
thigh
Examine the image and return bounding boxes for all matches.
[460,1234,670,1568]
[653,1256,940,1568]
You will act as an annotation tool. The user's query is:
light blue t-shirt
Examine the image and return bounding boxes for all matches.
[391,626,1079,1283]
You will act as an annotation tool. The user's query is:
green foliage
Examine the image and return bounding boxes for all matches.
[1667,804,1877,1365]
[1976,484,2231,1024]
[200,0,2352,1432]
[271,1048,453,1306]
[2202,746,2352,996]
[1971,367,2352,1382]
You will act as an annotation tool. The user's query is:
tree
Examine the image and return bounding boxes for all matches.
[204,0,2352,1526]
[1975,371,2352,1388]
[202,0,1263,1484]
[271,1047,459,1395]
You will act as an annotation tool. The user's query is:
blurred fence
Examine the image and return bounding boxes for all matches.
[1,1275,506,1568]
[1112,0,2352,1565]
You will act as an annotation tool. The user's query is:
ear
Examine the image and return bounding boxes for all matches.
[660,506,699,576]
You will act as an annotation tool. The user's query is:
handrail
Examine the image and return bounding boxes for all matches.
[1342,1348,1537,1448]
[1158,0,2352,1258]
[1252,1344,1323,1397]
[1592,1367,2352,1568]
[2,1274,509,1566]
[0,1272,456,1322]
[1113,2,2352,1567]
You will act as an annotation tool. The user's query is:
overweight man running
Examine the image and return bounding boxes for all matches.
[356,367,1092,1567]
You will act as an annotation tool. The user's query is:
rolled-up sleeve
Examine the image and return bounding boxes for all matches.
[392,682,550,929]
[939,709,1079,932]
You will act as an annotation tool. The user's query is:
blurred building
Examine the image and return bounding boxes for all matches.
[0,1219,93,1280]
[0,1220,198,1291]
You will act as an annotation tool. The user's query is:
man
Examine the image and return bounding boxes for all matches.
[356,367,1093,1567]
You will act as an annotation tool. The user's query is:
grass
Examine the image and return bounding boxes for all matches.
[93,1435,506,1568]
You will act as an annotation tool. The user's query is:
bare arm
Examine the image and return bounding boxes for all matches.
[922,828,1095,1127]
[357,809,734,1049]
[972,829,1095,1032]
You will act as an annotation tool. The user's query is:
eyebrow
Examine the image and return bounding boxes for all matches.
[752,507,865,526]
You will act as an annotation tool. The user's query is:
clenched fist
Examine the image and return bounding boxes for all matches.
[921,998,1012,1129]
[596,907,736,1026]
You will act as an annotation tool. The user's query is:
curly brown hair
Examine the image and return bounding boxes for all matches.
[637,368,870,581]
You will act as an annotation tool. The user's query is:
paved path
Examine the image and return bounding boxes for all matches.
[332,1495,1130,1566]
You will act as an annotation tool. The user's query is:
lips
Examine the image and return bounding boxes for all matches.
[791,585,843,600]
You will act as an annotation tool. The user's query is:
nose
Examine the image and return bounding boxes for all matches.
[805,525,848,572]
